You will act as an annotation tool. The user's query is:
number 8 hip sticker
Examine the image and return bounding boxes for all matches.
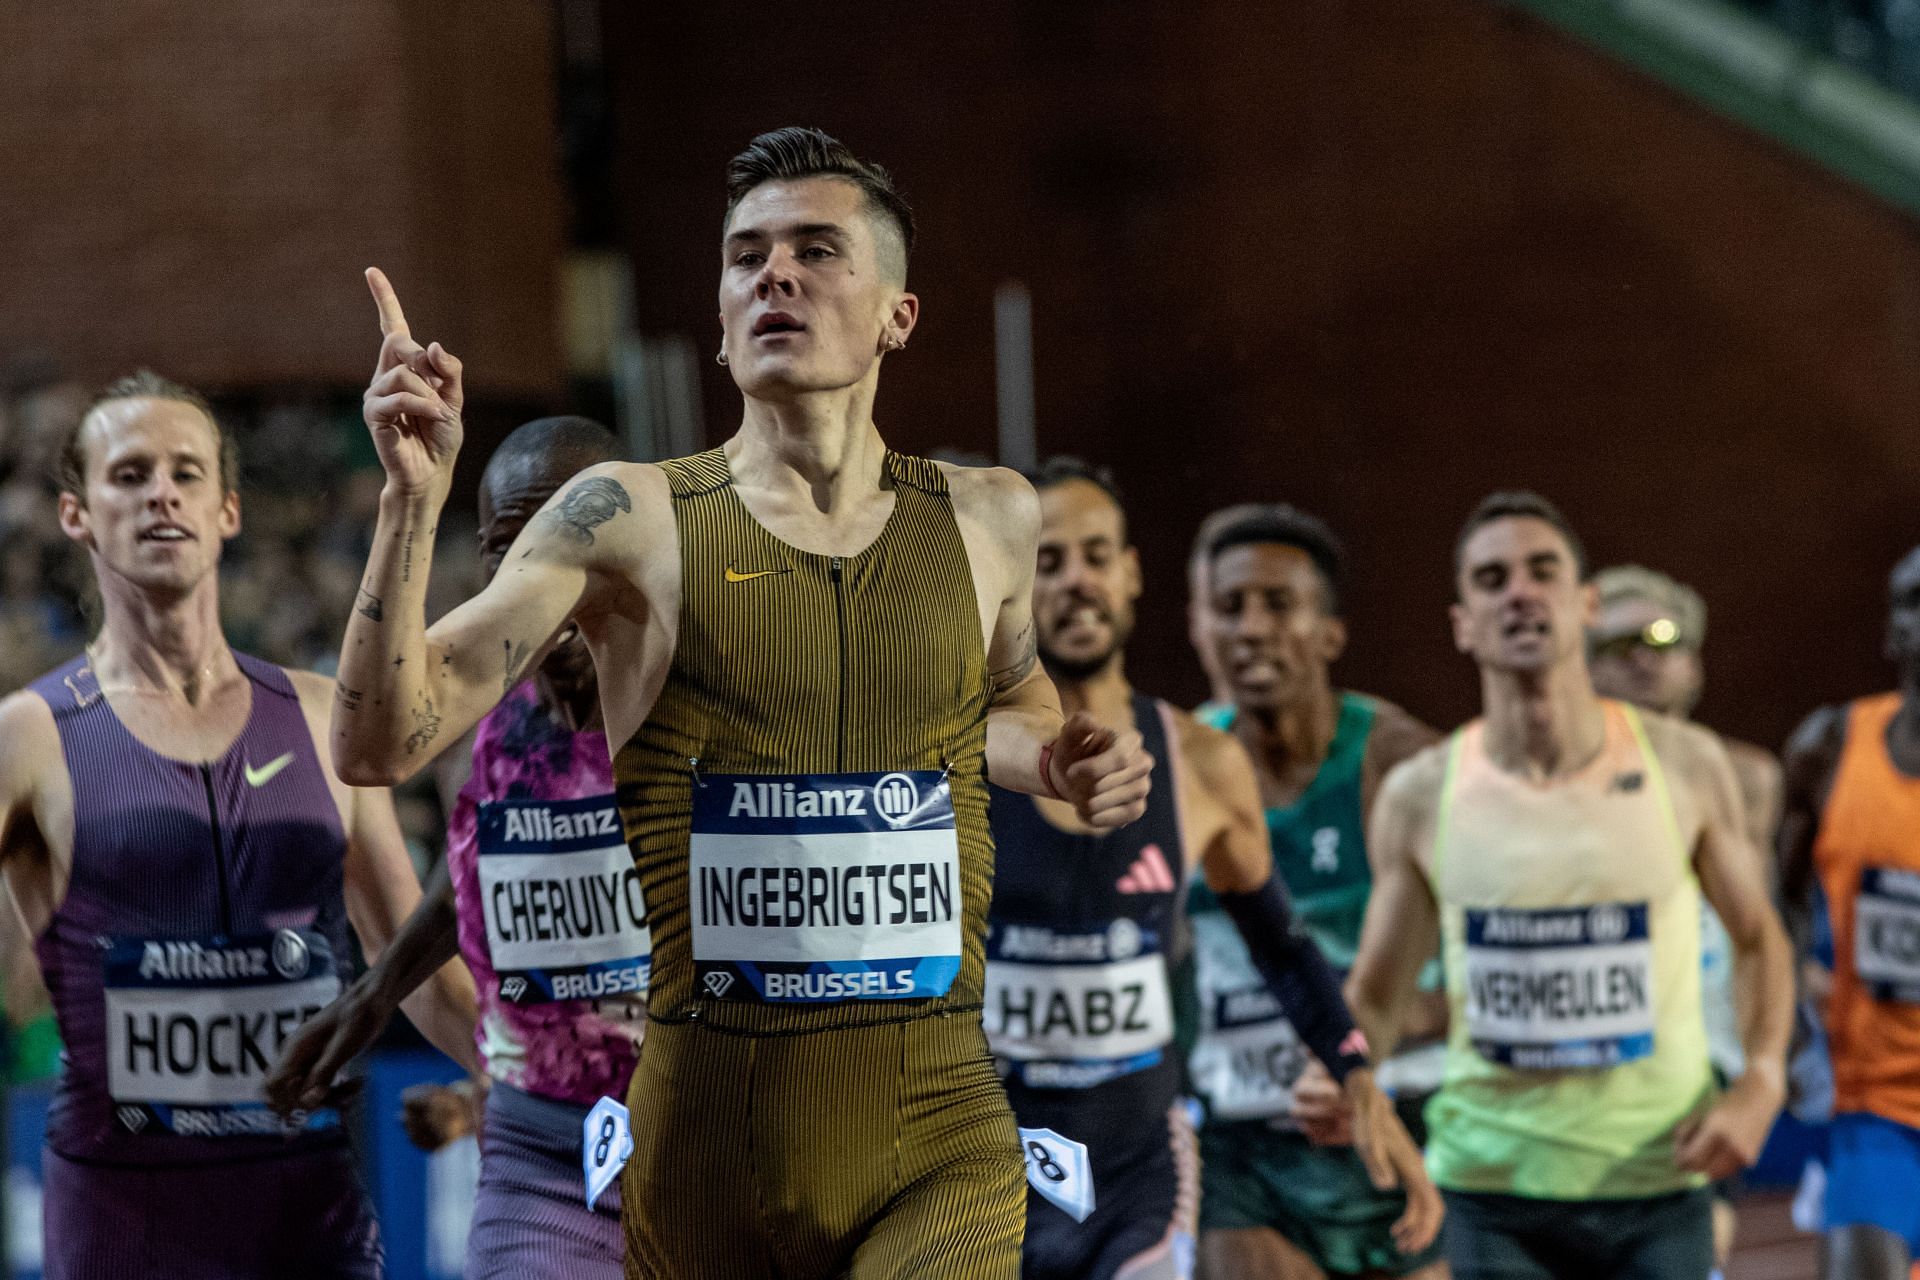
[583,1096,635,1208]
[1018,1126,1094,1223]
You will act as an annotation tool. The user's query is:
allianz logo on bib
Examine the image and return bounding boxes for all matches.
[136,930,312,984]
[500,806,621,843]
[995,920,1144,964]
[724,773,923,828]
[1472,904,1640,947]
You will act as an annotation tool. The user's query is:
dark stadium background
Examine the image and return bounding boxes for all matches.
[5,1,1915,1274]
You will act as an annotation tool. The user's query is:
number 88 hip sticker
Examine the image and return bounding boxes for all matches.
[1018,1126,1094,1223]
[582,1096,634,1209]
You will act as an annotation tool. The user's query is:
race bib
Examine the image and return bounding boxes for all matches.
[1463,902,1654,1070]
[104,929,340,1137]
[581,1095,633,1209]
[984,919,1173,1088]
[1855,867,1920,1002]
[1189,910,1306,1121]
[477,794,651,1004]
[1189,985,1308,1122]
[1018,1126,1095,1223]
[690,771,962,1002]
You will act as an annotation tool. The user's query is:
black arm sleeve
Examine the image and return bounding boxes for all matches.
[1215,874,1371,1081]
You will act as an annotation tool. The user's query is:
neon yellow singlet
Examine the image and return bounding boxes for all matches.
[1425,702,1714,1200]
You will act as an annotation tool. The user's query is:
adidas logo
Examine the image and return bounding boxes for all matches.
[703,971,735,998]
[1115,844,1176,894]
[499,977,529,1003]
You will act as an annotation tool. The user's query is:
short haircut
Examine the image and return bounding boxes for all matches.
[1454,490,1587,583]
[1188,504,1265,582]
[1026,455,1124,509]
[56,370,237,500]
[725,127,916,280]
[483,415,622,496]
[1197,504,1346,615]
[1592,565,1707,648]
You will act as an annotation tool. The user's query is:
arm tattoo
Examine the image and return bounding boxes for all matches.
[404,693,442,755]
[336,685,365,713]
[355,588,384,622]
[539,476,632,546]
[989,623,1038,696]
[503,639,530,694]
[401,530,416,583]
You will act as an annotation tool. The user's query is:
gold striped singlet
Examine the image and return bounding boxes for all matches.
[613,447,995,1037]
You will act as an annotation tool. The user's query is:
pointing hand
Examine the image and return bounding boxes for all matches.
[362,268,464,500]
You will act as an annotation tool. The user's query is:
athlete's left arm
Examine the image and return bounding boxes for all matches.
[1668,719,1793,1180]
[944,465,1150,829]
[291,672,478,1074]
[1360,704,1450,1043]
[1184,719,1441,1250]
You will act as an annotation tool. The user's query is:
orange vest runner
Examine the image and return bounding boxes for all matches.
[1815,692,1920,1129]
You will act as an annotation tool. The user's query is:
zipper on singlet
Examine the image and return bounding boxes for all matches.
[831,555,848,771]
[198,763,235,936]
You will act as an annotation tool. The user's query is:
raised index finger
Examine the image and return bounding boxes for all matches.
[366,267,411,339]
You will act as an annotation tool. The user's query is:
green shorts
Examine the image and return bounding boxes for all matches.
[1199,1098,1442,1278]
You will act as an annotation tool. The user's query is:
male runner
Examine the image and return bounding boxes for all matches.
[1779,545,1920,1280]
[329,127,1153,1280]
[1588,564,1784,1275]
[0,372,474,1278]
[270,416,640,1278]
[1182,503,1447,1280]
[1186,504,1262,717]
[1588,566,1783,851]
[1341,491,1792,1280]
[984,461,1439,1280]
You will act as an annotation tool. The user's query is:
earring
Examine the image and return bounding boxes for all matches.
[715,349,728,366]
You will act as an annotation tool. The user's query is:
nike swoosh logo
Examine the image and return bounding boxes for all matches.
[244,752,296,788]
[724,566,791,583]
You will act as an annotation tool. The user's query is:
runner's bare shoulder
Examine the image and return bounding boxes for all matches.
[1361,695,1442,772]
[1636,710,1735,792]
[935,462,1037,534]
[1372,739,1452,867]
[1167,710,1253,794]
[0,688,60,805]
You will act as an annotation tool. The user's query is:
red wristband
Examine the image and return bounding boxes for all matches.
[1038,742,1064,800]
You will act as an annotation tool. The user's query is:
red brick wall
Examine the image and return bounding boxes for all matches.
[606,0,1920,749]
[0,0,564,399]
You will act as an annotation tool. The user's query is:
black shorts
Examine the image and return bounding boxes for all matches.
[1017,1095,1198,1280]
[1441,1186,1713,1280]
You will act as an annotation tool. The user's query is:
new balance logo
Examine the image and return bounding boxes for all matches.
[703,971,735,997]
[499,977,529,1002]
[1116,844,1177,894]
